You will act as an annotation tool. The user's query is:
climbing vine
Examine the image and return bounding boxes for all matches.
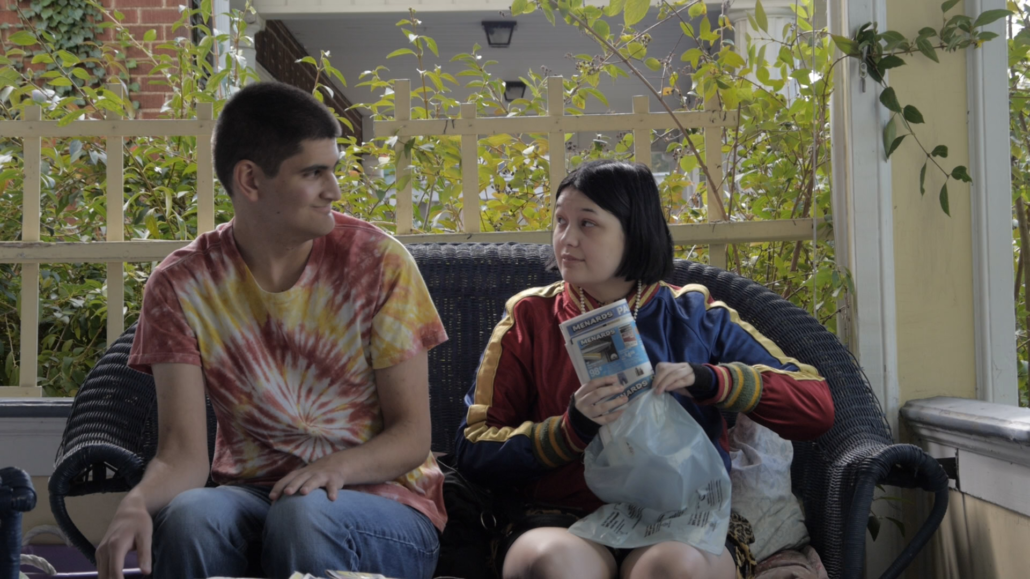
[832,1,1011,214]
[2,0,110,95]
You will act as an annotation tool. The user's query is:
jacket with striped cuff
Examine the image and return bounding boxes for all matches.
[452,281,834,512]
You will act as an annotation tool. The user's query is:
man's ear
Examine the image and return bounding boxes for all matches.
[233,160,263,203]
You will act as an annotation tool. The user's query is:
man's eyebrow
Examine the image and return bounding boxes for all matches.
[298,160,343,173]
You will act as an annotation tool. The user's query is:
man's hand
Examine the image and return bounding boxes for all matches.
[96,496,153,579]
[573,376,629,425]
[269,452,347,502]
[652,362,697,395]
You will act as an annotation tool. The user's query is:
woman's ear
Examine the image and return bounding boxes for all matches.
[233,160,262,203]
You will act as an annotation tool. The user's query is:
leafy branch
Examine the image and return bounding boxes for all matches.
[832,2,1011,214]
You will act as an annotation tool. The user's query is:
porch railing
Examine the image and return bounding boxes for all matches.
[0,78,826,396]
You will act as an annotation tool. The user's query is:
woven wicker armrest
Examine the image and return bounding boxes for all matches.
[667,260,948,579]
[1,466,37,578]
[48,323,158,565]
[49,442,145,564]
[839,442,949,579]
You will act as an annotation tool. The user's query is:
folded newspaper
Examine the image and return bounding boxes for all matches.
[560,298,654,416]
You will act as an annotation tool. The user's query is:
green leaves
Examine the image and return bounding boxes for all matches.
[972,9,1012,28]
[942,0,961,14]
[644,57,662,71]
[681,48,703,67]
[755,0,768,33]
[8,31,38,46]
[931,145,948,158]
[920,162,927,196]
[887,135,906,157]
[324,61,348,87]
[511,0,530,16]
[903,105,924,124]
[719,49,746,70]
[831,34,858,56]
[876,55,905,71]
[951,165,972,183]
[541,1,555,24]
[386,48,416,59]
[916,38,939,63]
[423,36,439,57]
[940,183,950,215]
[56,50,80,67]
[868,514,881,541]
[883,117,897,158]
[624,0,650,26]
[579,86,609,106]
[879,87,902,113]
[143,29,157,42]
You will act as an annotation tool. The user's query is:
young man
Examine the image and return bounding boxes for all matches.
[95,82,448,579]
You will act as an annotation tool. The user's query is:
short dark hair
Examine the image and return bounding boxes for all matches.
[213,82,341,196]
[549,160,674,284]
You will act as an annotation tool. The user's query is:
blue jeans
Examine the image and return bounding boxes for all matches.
[152,485,439,579]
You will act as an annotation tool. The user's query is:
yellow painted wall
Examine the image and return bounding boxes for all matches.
[881,2,979,577]
[887,1,978,407]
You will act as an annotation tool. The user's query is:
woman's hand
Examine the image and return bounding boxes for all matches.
[573,376,629,425]
[652,362,696,396]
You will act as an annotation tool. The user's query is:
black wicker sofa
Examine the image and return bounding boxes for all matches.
[47,243,948,579]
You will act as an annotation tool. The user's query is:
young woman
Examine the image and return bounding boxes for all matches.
[453,160,835,579]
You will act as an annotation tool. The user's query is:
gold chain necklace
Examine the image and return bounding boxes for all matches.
[577,280,644,319]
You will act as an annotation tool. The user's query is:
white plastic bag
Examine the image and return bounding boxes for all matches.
[728,414,809,561]
[568,392,731,554]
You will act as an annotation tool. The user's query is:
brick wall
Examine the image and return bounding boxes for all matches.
[256,20,361,142]
[2,2,361,133]
[101,0,183,118]
[0,0,182,118]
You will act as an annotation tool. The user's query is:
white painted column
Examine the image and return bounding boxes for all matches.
[828,1,905,577]
[726,0,797,85]
[214,0,232,73]
[965,0,1018,406]
[240,10,275,83]
[828,0,898,429]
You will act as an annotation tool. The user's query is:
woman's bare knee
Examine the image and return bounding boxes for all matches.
[502,528,616,579]
[621,542,735,579]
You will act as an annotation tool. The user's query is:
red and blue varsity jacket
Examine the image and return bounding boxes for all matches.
[453,280,835,513]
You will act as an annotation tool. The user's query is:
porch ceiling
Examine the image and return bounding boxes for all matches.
[266,9,709,116]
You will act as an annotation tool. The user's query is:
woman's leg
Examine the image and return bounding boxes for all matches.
[620,542,736,579]
[502,527,617,579]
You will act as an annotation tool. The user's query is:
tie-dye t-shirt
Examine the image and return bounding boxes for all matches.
[128,212,449,530]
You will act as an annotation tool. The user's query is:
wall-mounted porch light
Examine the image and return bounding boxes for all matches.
[482,21,517,48]
[503,80,527,102]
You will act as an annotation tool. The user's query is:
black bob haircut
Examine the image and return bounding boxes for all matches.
[213,82,341,196]
[548,159,674,284]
